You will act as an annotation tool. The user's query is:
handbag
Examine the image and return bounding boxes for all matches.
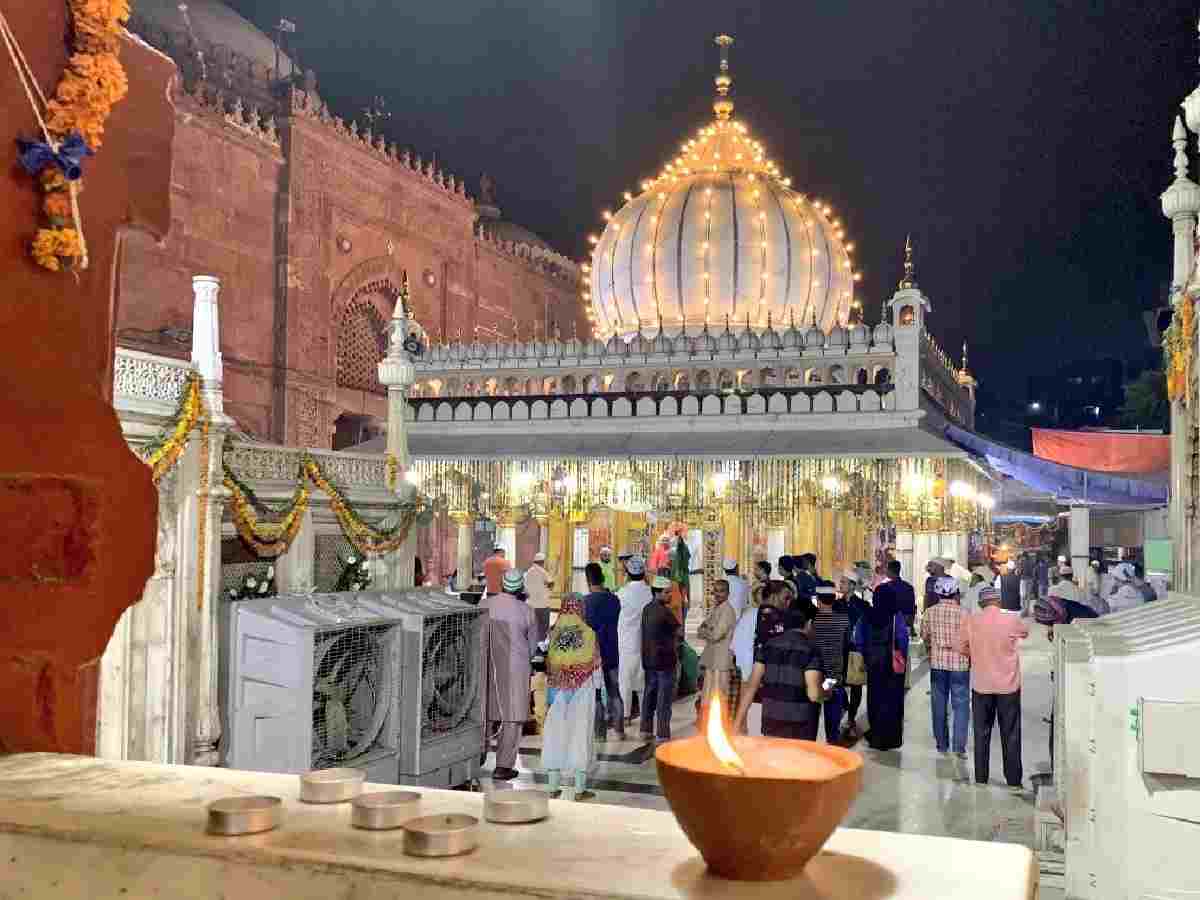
[891,614,907,675]
[845,651,867,685]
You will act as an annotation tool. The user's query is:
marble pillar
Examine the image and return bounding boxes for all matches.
[275,508,315,593]
[688,526,705,612]
[496,512,518,564]
[376,285,419,591]
[896,530,916,588]
[766,524,787,573]
[956,532,970,570]
[451,512,474,590]
[1069,506,1090,584]
[571,525,590,594]
[534,514,549,557]
[176,411,232,766]
[97,466,184,764]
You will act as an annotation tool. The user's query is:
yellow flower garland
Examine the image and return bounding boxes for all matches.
[386,452,400,491]
[1166,292,1194,406]
[140,372,202,484]
[224,474,311,557]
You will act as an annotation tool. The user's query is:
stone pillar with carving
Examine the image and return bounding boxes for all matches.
[451,511,474,591]
[180,275,234,766]
[534,513,549,558]
[1162,114,1200,592]
[700,508,722,615]
[377,281,422,589]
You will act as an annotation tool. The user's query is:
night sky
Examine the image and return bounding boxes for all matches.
[229,0,1199,408]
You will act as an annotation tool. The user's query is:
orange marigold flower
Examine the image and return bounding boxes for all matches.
[43,192,72,222]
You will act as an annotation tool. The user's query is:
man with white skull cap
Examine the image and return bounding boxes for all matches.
[722,557,750,613]
[616,555,653,723]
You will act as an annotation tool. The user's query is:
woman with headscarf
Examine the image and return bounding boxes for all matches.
[541,592,602,800]
[862,560,909,750]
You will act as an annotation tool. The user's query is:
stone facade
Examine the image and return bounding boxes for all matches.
[117,33,585,449]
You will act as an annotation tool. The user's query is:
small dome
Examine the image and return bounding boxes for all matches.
[849,322,870,346]
[738,329,761,352]
[827,324,848,347]
[759,323,783,353]
[132,0,293,74]
[587,338,607,357]
[717,322,739,352]
[782,317,804,349]
[873,322,894,345]
[804,321,825,349]
[606,334,628,357]
[651,329,674,354]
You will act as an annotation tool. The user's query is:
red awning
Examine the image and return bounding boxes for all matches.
[1031,428,1169,475]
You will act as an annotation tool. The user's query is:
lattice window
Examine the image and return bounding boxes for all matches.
[315,533,357,591]
[336,297,388,393]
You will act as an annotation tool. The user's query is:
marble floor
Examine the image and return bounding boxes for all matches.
[482,641,1055,848]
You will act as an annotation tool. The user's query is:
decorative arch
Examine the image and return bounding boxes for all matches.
[331,257,406,395]
[335,297,389,392]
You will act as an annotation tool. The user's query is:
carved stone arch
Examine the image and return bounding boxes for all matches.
[331,257,405,393]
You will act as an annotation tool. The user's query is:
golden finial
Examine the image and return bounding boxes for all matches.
[898,234,917,289]
[713,34,734,121]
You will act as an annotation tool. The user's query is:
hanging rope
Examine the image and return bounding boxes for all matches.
[0,9,91,271]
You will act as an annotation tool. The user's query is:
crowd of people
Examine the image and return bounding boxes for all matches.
[475,535,1158,799]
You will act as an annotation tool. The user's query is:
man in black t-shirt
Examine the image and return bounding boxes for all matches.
[583,562,624,738]
[734,605,828,740]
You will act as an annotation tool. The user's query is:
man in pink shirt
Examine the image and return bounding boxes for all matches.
[957,586,1029,791]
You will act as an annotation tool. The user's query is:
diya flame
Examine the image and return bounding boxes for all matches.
[705,694,745,774]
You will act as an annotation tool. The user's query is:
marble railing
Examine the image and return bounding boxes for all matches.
[407,384,896,424]
[223,441,388,488]
[113,348,192,407]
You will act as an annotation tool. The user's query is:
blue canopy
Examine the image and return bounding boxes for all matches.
[943,424,1167,507]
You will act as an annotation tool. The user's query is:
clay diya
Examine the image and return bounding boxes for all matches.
[655,694,863,881]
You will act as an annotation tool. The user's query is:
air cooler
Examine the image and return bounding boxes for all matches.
[360,588,486,787]
[1053,593,1200,900]
[222,592,405,782]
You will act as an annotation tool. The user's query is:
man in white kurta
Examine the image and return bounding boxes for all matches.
[616,556,653,722]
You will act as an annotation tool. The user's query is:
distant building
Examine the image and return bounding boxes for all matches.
[1026,359,1124,428]
[119,1,586,449]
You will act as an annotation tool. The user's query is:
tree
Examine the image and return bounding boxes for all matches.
[1119,370,1169,431]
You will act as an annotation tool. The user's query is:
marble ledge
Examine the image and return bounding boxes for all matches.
[0,754,1036,900]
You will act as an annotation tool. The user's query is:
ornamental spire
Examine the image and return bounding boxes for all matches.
[898,234,917,289]
[713,34,734,121]
[1174,116,1191,182]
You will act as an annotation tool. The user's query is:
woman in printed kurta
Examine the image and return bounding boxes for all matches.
[541,592,602,799]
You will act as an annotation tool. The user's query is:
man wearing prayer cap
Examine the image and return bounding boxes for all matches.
[480,566,536,780]
[616,555,653,722]
[598,546,615,590]
[921,575,971,756]
[957,582,1029,792]
[525,551,553,646]
[924,557,948,611]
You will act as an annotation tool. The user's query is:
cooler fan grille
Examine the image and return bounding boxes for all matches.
[311,624,392,768]
[420,611,481,737]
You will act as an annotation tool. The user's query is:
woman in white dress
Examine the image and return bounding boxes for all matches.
[541,592,602,800]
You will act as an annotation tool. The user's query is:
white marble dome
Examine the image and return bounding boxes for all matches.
[588,114,857,339]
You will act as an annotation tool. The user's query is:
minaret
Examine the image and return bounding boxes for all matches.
[1162,116,1200,291]
[957,339,978,401]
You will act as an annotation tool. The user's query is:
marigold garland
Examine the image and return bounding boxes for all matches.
[304,457,420,555]
[386,452,400,491]
[1165,290,1194,406]
[14,0,130,272]
[139,371,202,483]
[223,464,312,558]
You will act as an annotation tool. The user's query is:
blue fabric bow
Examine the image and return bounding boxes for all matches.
[17,133,93,181]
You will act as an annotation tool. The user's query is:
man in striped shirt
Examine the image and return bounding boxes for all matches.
[811,583,850,743]
[920,575,970,756]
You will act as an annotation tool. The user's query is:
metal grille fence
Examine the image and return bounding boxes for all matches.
[420,610,482,737]
[311,624,393,769]
[315,533,356,591]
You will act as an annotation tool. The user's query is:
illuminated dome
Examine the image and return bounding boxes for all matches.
[586,36,859,339]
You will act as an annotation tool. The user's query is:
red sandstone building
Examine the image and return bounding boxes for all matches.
[119,0,585,449]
